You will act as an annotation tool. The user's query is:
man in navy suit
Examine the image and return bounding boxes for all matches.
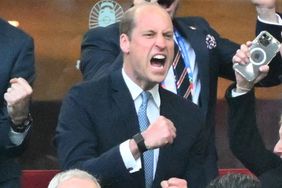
[79,0,281,182]
[56,3,208,188]
[0,18,35,187]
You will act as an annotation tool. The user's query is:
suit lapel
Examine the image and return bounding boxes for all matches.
[110,70,146,187]
[110,69,140,138]
[173,18,209,117]
[153,88,175,186]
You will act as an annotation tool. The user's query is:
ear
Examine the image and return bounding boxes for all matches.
[120,33,130,54]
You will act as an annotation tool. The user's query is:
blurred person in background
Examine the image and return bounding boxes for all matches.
[0,18,35,188]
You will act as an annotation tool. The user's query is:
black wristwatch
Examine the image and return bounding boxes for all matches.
[133,133,148,153]
[11,113,33,133]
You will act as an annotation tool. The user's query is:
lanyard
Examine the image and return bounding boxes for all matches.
[174,30,194,90]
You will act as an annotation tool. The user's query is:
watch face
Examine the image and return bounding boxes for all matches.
[12,113,33,132]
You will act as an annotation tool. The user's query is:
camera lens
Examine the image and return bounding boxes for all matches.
[259,34,271,47]
[250,48,265,65]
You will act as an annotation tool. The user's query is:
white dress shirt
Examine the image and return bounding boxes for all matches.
[9,126,30,146]
[119,69,160,176]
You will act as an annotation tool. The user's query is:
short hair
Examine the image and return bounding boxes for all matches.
[119,2,158,39]
[119,4,136,38]
[48,169,101,188]
[206,173,261,188]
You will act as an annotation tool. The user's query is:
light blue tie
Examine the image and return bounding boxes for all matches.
[138,91,154,188]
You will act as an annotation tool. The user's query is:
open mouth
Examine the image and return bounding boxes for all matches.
[157,0,175,8]
[150,54,166,67]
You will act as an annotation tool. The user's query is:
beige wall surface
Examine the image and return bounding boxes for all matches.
[0,0,281,100]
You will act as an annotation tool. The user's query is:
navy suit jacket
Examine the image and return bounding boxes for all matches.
[80,16,239,180]
[0,18,35,182]
[55,69,208,188]
[226,85,282,188]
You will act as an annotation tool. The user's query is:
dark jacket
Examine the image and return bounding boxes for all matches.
[55,69,208,188]
[0,18,35,184]
[226,84,282,188]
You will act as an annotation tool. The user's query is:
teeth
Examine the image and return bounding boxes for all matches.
[153,54,165,60]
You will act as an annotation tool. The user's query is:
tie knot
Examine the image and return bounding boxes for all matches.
[141,91,151,105]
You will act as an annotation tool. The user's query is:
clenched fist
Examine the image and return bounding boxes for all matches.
[4,77,32,125]
[142,116,176,149]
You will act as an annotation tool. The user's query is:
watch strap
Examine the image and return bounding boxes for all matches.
[133,133,148,153]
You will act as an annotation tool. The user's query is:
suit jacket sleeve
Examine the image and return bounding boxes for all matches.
[55,85,132,185]
[226,84,282,177]
[184,121,209,188]
[0,24,35,158]
[79,23,122,80]
[255,13,282,86]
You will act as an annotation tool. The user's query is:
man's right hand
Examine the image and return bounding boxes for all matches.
[4,77,32,125]
[235,65,269,92]
[142,116,176,149]
[232,42,270,92]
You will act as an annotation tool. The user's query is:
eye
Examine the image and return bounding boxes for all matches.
[143,32,155,38]
[164,32,173,40]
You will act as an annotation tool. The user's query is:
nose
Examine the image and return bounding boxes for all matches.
[273,140,282,158]
[155,35,166,50]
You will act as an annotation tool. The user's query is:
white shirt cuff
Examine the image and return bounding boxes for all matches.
[258,13,282,25]
[9,126,30,146]
[119,140,141,173]
[231,88,247,97]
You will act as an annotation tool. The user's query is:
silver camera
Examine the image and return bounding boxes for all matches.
[233,31,280,82]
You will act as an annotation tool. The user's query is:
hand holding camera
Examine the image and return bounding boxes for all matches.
[234,64,270,93]
[233,31,280,82]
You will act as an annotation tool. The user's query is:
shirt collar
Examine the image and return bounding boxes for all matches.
[122,68,160,108]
